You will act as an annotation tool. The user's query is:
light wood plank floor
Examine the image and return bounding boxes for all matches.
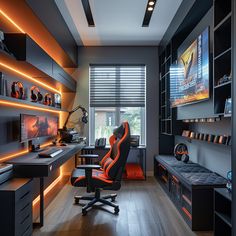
[33,177,213,236]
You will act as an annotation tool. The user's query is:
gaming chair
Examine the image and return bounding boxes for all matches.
[71,121,130,215]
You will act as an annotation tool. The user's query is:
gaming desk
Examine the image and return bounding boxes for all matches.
[7,143,85,227]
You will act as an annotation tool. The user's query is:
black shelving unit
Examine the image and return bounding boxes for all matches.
[159,42,173,135]
[214,188,232,235]
[213,0,232,114]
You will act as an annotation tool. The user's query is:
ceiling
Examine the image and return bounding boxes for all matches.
[55,0,183,46]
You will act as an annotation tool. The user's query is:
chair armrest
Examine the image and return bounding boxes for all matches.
[76,164,101,192]
[76,164,101,169]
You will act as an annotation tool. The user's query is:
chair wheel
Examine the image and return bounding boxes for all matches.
[111,196,116,202]
[82,209,87,216]
[114,206,119,214]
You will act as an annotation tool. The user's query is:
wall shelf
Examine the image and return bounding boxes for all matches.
[178,134,231,147]
[213,0,232,116]
[214,188,232,235]
[214,12,232,31]
[214,80,231,89]
[3,34,77,93]
[0,95,67,113]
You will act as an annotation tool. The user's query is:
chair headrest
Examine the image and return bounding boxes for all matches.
[113,123,125,139]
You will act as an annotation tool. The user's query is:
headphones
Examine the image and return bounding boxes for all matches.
[11,81,24,99]
[174,143,189,163]
[44,93,52,106]
[30,86,43,102]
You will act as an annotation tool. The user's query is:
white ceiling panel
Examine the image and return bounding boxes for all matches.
[55,0,182,46]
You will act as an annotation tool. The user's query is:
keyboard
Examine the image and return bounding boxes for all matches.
[38,148,64,158]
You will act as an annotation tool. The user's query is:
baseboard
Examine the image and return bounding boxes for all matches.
[146,171,154,177]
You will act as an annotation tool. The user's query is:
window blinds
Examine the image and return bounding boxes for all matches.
[90,65,146,107]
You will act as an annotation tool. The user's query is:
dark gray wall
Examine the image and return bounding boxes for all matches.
[75,46,159,174]
[175,118,231,178]
[26,0,78,67]
[174,8,231,178]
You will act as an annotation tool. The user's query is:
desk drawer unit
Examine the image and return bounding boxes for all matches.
[0,178,33,236]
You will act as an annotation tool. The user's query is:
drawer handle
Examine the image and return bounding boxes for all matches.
[20,191,30,200]
[21,214,30,225]
[20,202,30,212]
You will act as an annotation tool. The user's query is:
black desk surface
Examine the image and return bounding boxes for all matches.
[83,145,146,150]
[7,144,85,178]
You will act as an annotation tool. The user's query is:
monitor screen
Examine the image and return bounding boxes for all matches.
[170,27,210,107]
[20,114,58,142]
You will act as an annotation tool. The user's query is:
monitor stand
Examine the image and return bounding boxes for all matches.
[28,140,44,152]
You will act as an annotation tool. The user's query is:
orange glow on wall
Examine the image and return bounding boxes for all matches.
[0,3,76,68]
[0,9,25,33]
[33,167,63,206]
[0,150,28,162]
[0,99,61,114]
[0,141,52,163]
[0,62,61,95]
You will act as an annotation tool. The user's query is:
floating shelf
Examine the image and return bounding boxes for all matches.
[214,80,231,89]
[2,33,77,93]
[178,135,231,147]
[214,12,232,31]
[0,95,67,113]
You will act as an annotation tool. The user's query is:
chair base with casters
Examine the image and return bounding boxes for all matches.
[74,188,119,215]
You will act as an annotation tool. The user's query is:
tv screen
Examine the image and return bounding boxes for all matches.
[170,27,210,107]
[20,114,58,142]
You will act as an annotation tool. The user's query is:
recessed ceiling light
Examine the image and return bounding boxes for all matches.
[149,1,155,6]
[142,0,157,27]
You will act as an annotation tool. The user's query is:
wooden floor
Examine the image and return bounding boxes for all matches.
[33,177,213,236]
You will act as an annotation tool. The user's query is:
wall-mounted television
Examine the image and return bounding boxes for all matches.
[170,27,210,107]
[20,114,58,142]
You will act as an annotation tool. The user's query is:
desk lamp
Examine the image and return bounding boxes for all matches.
[59,105,88,143]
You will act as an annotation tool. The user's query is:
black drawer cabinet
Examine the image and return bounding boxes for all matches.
[154,155,226,230]
[0,178,33,236]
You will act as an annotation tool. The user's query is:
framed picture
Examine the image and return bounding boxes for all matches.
[224,98,232,116]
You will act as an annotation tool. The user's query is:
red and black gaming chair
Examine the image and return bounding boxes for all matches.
[71,122,130,215]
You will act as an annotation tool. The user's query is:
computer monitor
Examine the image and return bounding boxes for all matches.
[20,114,58,142]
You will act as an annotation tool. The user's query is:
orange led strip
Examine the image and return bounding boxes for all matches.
[0,150,28,162]
[0,141,52,163]
[33,167,63,206]
[0,10,25,33]
[0,100,61,114]
[0,63,61,95]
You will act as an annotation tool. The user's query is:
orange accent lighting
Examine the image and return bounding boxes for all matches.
[0,141,52,163]
[0,100,60,114]
[0,63,61,95]
[0,150,28,163]
[33,168,63,206]
[0,10,25,33]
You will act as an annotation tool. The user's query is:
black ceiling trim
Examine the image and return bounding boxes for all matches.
[81,0,95,27]
[142,0,157,27]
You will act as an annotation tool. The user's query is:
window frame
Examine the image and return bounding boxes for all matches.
[89,65,146,146]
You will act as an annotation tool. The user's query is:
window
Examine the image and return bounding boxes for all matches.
[89,65,146,145]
